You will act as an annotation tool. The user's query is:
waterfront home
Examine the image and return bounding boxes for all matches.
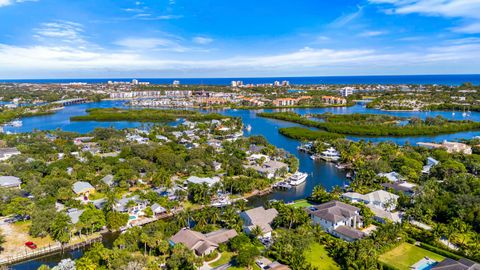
[306,201,365,242]
[321,96,347,105]
[169,228,238,256]
[0,176,21,189]
[417,141,472,155]
[240,206,278,238]
[66,208,84,224]
[342,190,399,211]
[72,181,95,196]
[0,147,21,161]
[422,157,440,174]
[185,176,221,187]
[151,203,167,215]
[378,171,404,182]
[114,195,147,213]
[244,160,289,179]
[431,258,480,270]
[382,181,417,196]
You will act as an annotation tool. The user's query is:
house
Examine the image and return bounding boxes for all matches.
[256,257,291,270]
[0,147,21,161]
[126,134,149,144]
[321,96,347,105]
[378,172,404,182]
[212,161,222,171]
[307,201,365,242]
[367,205,402,223]
[422,157,440,174]
[72,181,95,196]
[342,190,399,211]
[73,136,94,145]
[240,206,278,238]
[431,258,480,270]
[66,208,84,224]
[185,176,221,187]
[382,181,417,196]
[114,195,147,213]
[417,141,472,155]
[244,160,288,179]
[0,176,22,189]
[169,228,238,256]
[101,174,115,186]
[151,203,167,215]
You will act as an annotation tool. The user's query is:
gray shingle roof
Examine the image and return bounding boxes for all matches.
[308,201,360,223]
[0,176,21,187]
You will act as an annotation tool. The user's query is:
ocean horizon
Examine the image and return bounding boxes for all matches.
[1,74,480,86]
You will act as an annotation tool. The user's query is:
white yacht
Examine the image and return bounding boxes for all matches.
[288,172,308,186]
[319,147,340,162]
[245,124,252,132]
[10,120,22,127]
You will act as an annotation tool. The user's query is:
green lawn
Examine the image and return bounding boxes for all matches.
[379,243,445,270]
[290,199,313,208]
[209,252,234,268]
[304,243,340,270]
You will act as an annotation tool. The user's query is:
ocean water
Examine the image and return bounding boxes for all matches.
[1,74,480,85]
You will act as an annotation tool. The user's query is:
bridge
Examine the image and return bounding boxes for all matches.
[51,98,88,106]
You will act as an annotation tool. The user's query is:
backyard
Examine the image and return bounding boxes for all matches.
[304,242,340,270]
[379,243,445,270]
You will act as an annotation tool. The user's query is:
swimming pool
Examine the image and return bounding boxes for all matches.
[412,258,438,270]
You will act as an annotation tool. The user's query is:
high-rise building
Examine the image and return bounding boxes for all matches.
[341,87,354,97]
[132,79,139,85]
[173,80,180,86]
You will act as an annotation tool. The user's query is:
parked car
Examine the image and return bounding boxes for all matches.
[25,241,37,249]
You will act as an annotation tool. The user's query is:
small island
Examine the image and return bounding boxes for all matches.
[258,112,480,137]
[70,108,229,122]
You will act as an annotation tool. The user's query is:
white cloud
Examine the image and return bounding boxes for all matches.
[34,21,86,44]
[370,0,480,33]
[0,0,36,7]
[358,30,388,37]
[1,39,480,78]
[329,5,364,28]
[192,36,213,45]
[114,37,189,52]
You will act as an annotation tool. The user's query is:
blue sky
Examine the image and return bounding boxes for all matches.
[0,0,480,78]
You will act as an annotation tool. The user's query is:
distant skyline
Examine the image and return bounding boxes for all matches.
[1,0,480,79]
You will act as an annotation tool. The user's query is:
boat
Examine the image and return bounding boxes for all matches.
[288,172,308,186]
[245,124,252,132]
[310,154,320,160]
[319,147,340,162]
[273,182,292,189]
[10,120,22,127]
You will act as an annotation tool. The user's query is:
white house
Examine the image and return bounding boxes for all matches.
[342,190,399,211]
[0,147,21,161]
[185,176,221,187]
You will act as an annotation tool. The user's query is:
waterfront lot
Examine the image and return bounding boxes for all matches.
[0,220,55,260]
[379,243,445,270]
[304,243,340,270]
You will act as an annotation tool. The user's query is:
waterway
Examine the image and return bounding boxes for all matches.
[8,100,480,269]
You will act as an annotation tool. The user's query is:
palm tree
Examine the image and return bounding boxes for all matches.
[140,233,149,256]
[250,225,263,238]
